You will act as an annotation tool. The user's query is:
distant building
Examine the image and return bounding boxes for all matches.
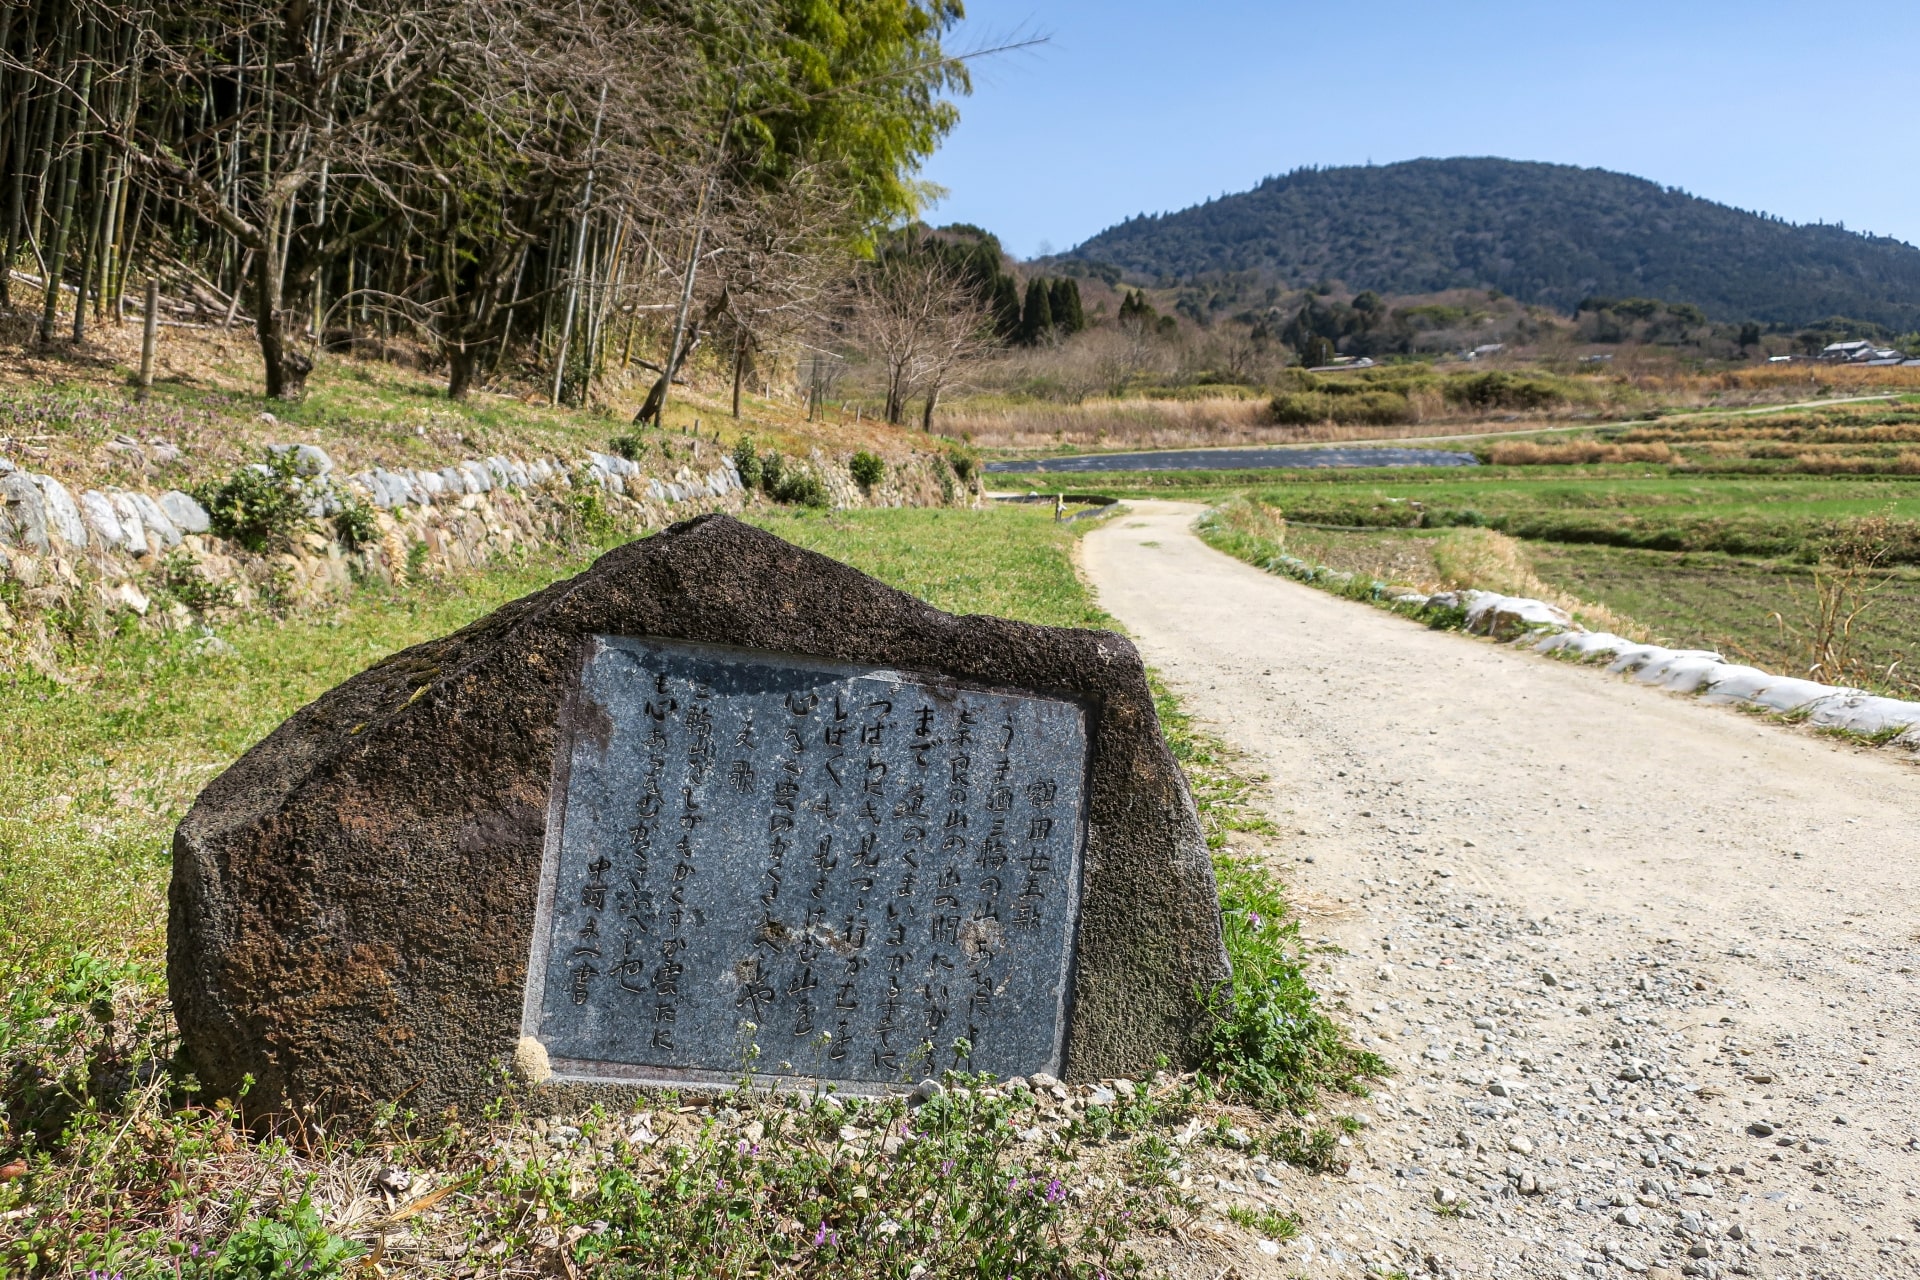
[1819,339,1876,362]
[1467,343,1506,360]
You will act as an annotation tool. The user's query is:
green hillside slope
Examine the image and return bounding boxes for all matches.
[1068,157,1920,329]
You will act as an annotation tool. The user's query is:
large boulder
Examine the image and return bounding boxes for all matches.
[169,515,1228,1121]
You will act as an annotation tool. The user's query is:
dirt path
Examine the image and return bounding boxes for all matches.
[1082,501,1920,1280]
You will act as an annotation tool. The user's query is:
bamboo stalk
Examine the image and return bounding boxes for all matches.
[137,276,156,399]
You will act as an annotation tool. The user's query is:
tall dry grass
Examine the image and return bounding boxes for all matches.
[1215,498,1649,639]
[1484,440,1675,465]
[1427,528,1649,638]
[944,397,1599,452]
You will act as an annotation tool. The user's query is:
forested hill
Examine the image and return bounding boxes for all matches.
[1067,158,1920,329]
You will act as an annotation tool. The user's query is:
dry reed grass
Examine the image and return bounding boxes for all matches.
[1217,498,1649,640]
[1485,440,1675,465]
[1427,527,1649,639]
[946,397,1584,452]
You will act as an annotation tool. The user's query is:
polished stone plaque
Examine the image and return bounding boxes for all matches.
[523,635,1089,1088]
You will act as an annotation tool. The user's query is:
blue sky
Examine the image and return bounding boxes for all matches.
[920,0,1920,260]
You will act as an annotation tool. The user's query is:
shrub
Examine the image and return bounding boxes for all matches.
[1269,390,1414,427]
[1443,371,1563,412]
[947,449,978,485]
[566,486,621,545]
[772,466,830,508]
[192,452,312,552]
[609,433,646,462]
[330,492,379,549]
[848,450,885,490]
[731,437,764,490]
[153,548,237,614]
[758,449,785,495]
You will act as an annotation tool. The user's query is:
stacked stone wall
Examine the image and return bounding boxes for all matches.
[0,442,972,672]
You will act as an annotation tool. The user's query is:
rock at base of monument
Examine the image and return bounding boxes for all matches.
[168,514,1228,1123]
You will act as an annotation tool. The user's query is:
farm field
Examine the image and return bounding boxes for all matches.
[994,459,1920,697]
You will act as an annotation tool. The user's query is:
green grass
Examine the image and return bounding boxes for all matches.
[747,507,1112,630]
[2,502,1371,1277]
[0,547,606,980]
[1530,543,1920,692]
[1192,489,1920,700]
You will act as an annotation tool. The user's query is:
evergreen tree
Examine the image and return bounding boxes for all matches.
[992,276,1023,339]
[1020,277,1054,345]
[1049,277,1085,335]
[1118,290,1158,329]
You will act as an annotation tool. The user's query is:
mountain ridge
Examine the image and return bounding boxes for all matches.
[1065,157,1920,330]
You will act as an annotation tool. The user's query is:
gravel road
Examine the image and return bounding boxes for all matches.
[1082,501,1920,1280]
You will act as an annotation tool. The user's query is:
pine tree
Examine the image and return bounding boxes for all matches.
[1020,277,1054,345]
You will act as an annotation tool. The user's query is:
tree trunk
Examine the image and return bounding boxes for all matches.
[256,237,311,400]
[41,16,96,344]
[72,147,106,343]
[884,367,906,425]
[633,322,703,427]
[730,340,746,417]
[921,383,941,432]
[447,345,477,401]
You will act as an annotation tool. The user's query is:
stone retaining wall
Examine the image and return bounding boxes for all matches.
[0,442,968,672]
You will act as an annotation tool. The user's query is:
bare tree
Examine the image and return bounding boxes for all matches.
[117,0,450,399]
[848,253,995,428]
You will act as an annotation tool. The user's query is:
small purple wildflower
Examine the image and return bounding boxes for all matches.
[1045,1178,1065,1205]
[1248,911,1262,930]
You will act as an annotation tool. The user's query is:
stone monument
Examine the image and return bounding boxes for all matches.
[169,515,1227,1119]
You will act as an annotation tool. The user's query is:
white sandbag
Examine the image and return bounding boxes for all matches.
[1799,692,1920,737]
[1700,668,1837,712]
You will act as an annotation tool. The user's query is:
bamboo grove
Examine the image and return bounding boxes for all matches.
[0,0,968,410]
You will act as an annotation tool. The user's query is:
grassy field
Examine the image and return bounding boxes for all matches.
[992,439,1920,698]
[1,504,1374,1277]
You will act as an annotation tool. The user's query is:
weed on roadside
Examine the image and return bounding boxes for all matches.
[1150,679,1386,1122]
